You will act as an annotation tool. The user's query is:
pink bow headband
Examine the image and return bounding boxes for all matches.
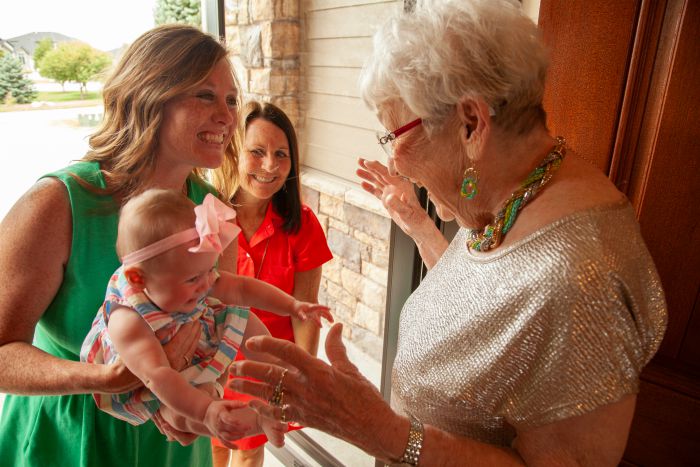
[121,194,241,267]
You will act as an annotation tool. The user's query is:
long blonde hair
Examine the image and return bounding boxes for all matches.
[84,24,239,201]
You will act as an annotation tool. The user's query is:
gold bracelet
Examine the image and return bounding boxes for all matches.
[398,415,423,466]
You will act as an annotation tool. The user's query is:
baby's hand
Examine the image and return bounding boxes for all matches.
[292,301,333,327]
[204,400,251,442]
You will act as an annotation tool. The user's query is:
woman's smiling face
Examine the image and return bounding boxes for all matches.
[156,58,238,175]
[237,118,292,201]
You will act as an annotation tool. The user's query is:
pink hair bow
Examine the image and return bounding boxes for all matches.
[121,194,241,266]
[189,194,241,254]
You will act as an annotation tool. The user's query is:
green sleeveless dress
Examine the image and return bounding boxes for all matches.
[0,161,215,467]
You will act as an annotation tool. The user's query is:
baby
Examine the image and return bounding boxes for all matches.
[80,189,332,446]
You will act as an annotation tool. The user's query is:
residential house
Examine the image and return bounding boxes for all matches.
[5,32,77,74]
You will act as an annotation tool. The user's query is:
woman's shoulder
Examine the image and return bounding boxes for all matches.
[296,204,326,233]
[300,203,319,219]
[501,155,625,248]
[15,177,71,221]
[43,161,104,188]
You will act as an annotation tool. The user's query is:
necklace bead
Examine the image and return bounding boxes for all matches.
[467,136,566,252]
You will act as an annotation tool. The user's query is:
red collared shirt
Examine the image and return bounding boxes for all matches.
[216,203,333,449]
[237,202,333,341]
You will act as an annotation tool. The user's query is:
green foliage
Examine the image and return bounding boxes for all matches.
[34,38,54,69]
[154,0,201,26]
[36,91,101,102]
[38,42,112,97]
[0,54,37,104]
[0,50,5,59]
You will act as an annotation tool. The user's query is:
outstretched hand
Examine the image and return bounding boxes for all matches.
[292,301,333,327]
[229,323,400,459]
[357,158,430,237]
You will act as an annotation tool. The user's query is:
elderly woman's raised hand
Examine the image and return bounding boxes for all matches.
[357,158,448,269]
[357,158,428,237]
[229,323,404,461]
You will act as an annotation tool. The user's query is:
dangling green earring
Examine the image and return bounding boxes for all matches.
[460,167,478,199]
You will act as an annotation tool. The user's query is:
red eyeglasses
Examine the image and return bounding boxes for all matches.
[376,118,422,156]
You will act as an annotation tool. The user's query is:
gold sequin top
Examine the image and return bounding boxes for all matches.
[391,201,667,447]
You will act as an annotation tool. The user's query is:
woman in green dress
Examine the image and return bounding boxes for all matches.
[0,24,240,467]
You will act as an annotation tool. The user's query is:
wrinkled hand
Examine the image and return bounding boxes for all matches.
[356,158,430,237]
[162,320,201,371]
[291,301,333,327]
[229,323,398,457]
[152,409,198,446]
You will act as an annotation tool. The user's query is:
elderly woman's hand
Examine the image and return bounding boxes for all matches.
[229,323,407,462]
[357,158,448,269]
[357,158,429,237]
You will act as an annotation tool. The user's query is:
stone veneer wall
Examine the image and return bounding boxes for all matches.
[300,170,391,360]
[224,0,301,125]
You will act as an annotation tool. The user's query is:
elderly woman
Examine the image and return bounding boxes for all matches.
[229,0,667,465]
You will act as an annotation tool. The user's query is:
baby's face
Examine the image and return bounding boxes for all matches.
[143,247,219,313]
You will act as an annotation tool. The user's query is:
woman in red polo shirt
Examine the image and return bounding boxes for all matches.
[210,101,333,467]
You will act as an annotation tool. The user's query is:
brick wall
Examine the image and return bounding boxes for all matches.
[224,0,301,125]
[301,170,391,361]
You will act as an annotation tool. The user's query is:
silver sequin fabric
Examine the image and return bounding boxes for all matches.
[391,201,667,447]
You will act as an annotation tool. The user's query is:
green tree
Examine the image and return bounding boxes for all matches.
[39,42,112,97]
[0,54,37,104]
[33,37,54,70]
[154,0,201,26]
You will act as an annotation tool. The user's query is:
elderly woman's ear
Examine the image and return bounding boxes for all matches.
[456,95,492,153]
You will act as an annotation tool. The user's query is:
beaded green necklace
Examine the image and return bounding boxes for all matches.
[467,136,566,252]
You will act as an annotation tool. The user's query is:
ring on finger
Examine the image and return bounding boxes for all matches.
[268,368,288,407]
[183,355,190,367]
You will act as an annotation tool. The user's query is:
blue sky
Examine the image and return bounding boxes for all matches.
[1,0,157,51]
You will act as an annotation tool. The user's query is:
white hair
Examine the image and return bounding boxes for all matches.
[360,0,549,135]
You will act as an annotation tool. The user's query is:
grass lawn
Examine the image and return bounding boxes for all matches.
[37,91,101,102]
[0,91,102,112]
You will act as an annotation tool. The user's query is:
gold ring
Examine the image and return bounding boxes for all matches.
[268,368,288,407]
[281,404,287,423]
[183,355,190,367]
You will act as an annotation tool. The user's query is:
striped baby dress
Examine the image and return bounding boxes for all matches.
[80,266,249,425]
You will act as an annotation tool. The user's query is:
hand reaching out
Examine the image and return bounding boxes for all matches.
[291,301,333,327]
[357,158,448,269]
[357,158,430,237]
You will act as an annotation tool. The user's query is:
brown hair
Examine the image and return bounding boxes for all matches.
[116,188,196,267]
[84,24,238,202]
[212,101,302,233]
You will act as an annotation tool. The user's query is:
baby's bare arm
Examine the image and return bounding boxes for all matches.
[108,307,212,423]
[211,272,331,325]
